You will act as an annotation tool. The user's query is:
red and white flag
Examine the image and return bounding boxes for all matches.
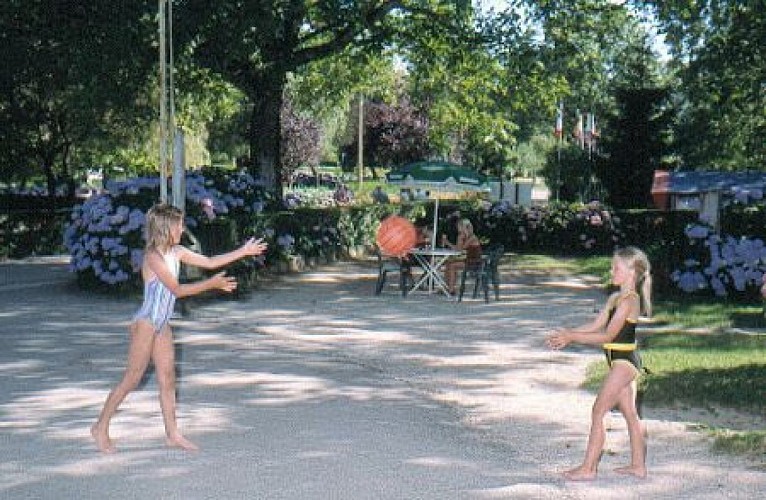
[573,111,584,148]
[585,113,596,146]
[554,102,563,139]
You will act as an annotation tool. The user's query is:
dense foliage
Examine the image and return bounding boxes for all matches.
[63,170,268,290]
[652,0,766,170]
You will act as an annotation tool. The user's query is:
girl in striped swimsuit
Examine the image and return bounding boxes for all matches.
[546,246,652,481]
[91,203,267,453]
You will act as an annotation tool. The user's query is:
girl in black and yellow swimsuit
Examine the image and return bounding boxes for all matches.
[546,246,652,481]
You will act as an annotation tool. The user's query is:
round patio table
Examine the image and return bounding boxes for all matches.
[408,247,464,298]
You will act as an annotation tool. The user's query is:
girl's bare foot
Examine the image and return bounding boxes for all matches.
[166,434,199,452]
[562,466,597,481]
[90,424,116,454]
[614,465,647,478]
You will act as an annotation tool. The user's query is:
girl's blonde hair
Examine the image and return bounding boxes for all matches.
[614,246,652,317]
[144,203,184,252]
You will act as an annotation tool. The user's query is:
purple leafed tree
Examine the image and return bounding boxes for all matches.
[281,98,321,184]
[365,99,430,168]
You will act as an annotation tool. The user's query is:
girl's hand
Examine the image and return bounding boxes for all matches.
[241,237,268,257]
[210,271,238,292]
[546,329,570,350]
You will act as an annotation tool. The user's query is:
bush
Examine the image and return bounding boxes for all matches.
[63,170,268,292]
[1,208,71,258]
[721,201,766,241]
[0,193,79,258]
[475,200,622,254]
[670,222,766,298]
[617,209,700,291]
[241,203,427,265]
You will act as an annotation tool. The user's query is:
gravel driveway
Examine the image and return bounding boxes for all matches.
[0,257,763,499]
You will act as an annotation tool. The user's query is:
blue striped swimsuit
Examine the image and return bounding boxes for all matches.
[133,249,179,334]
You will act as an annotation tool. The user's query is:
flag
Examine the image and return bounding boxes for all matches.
[585,113,594,146]
[591,115,599,147]
[554,102,563,139]
[573,111,584,148]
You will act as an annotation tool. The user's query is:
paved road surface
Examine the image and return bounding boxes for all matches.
[0,257,763,499]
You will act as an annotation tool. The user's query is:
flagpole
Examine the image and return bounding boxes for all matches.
[555,100,563,202]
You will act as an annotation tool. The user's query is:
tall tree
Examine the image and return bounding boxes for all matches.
[597,86,672,208]
[652,0,766,169]
[528,0,638,126]
[0,1,156,196]
[177,0,472,198]
[287,49,402,172]
[361,97,431,173]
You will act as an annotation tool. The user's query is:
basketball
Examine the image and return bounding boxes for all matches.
[376,215,417,257]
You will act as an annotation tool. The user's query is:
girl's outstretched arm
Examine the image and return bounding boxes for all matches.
[145,250,238,298]
[546,293,635,349]
[177,237,267,270]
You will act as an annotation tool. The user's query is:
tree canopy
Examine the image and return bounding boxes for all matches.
[0,1,156,195]
[1,0,763,209]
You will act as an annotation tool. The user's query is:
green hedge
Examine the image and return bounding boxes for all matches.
[1,208,71,258]
[721,202,766,241]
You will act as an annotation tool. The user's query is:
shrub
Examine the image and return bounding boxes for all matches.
[670,222,766,298]
[64,170,268,291]
[721,201,766,242]
[475,200,622,254]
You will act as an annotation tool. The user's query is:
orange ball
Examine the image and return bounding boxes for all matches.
[376,216,417,257]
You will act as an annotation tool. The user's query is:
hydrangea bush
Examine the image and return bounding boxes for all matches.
[64,169,267,290]
[476,201,623,254]
[671,222,766,297]
[283,188,336,209]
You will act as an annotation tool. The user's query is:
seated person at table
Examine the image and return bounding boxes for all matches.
[415,224,433,248]
[372,185,390,204]
[441,218,482,294]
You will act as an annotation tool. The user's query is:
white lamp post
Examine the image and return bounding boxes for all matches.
[158,0,184,208]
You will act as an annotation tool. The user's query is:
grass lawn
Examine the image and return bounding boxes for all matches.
[515,253,766,457]
[508,253,612,280]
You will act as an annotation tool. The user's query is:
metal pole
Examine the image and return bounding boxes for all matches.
[158,0,168,203]
[172,130,185,209]
[556,100,562,201]
[168,0,184,210]
[357,94,364,191]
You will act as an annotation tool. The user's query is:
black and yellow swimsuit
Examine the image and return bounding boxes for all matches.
[602,291,642,372]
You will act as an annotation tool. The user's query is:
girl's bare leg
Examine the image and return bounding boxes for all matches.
[153,327,198,451]
[91,322,155,453]
[446,262,463,293]
[614,379,647,478]
[443,263,453,292]
[563,363,636,481]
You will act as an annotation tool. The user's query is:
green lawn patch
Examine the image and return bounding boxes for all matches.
[510,254,611,278]
[653,297,766,331]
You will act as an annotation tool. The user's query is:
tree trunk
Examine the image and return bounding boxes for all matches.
[42,156,57,210]
[43,161,56,198]
[61,140,76,198]
[248,72,287,200]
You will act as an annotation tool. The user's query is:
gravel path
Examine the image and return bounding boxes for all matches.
[0,257,763,499]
